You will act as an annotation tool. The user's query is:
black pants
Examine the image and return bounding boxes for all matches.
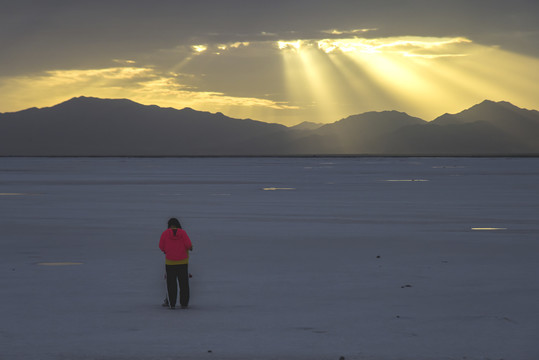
[166,264,190,307]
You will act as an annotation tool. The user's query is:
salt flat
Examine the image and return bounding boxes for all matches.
[1,157,538,360]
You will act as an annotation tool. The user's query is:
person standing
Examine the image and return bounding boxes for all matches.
[159,218,193,309]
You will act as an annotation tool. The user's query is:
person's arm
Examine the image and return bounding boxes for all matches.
[159,232,166,253]
[184,231,193,251]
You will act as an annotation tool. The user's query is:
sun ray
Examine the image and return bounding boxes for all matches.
[337,52,405,111]
[280,43,312,110]
[453,46,539,107]
[170,56,194,73]
[297,46,350,122]
[2,34,539,125]
[326,53,384,106]
[275,34,539,121]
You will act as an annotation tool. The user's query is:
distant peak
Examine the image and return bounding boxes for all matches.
[460,100,526,116]
[439,100,520,118]
[476,99,518,109]
[478,99,496,105]
[340,109,420,122]
[290,121,324,130]
[63,96,137,105]
[67,96,100,102]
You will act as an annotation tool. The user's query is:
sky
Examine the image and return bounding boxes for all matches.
[1,0,539,126]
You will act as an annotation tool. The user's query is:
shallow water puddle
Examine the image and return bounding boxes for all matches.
[262,187,296,191]
[37,262,84,266]
[471,228,507,231]
[380,179,429,182]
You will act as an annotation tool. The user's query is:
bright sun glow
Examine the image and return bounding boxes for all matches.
[1,34,539,125]
[318,37,472,57]
[276,35,539,122]
[278,40,301,51]
[192,45,208,53]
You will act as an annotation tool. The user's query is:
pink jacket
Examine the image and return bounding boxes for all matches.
[159,228,192,261]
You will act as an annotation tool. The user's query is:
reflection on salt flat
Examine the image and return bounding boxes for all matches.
[432,166,466,169]
[471,228,508,231]
[262,187,296,191]
[380,179,429,182]
[0,193,30,196]
[37,262,84,266]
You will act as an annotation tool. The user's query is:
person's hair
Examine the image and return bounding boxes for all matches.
[167,217,182,229]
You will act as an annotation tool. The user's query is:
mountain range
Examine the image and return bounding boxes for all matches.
[1,96,538,156]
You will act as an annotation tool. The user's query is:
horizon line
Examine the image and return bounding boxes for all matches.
[1,95,534,127]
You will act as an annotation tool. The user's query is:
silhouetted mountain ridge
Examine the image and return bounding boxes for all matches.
[290,121,324,131]
[0,97,288,156]
[0,97,537,155]
[433,100,539,125]
[424,100,539,154]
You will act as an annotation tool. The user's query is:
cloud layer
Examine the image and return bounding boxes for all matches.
[2,1,539,124]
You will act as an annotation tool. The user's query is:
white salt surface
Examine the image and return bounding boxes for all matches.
[1,157,538,360]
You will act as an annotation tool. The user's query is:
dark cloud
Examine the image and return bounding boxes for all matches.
[2,0,539,76]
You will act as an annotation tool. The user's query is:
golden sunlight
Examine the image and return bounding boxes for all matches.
[192,45,208,53]
[1,34,539,126]
[277,35,539,120]
[0,65,295,122]
[316,37,472,55]
[278,40,302,51]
